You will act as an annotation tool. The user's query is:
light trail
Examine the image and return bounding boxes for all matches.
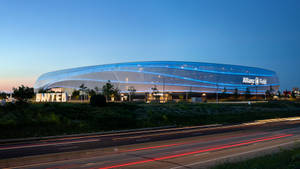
[119,132,266,153]
[170,139,300,169]
[0,138,101,151]
[21,124,220,143]
[98,134,293,169]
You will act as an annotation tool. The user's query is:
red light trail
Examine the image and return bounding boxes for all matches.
[119,132,266,153]
[98,134,293,169]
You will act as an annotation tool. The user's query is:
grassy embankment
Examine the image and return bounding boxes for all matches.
[0,101,300,139]
[212,146,300,169]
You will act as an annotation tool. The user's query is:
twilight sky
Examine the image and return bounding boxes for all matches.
[0,0,299,92]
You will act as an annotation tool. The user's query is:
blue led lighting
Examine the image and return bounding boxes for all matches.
[139,65,274,77]
[42,69,279,89]
[50,84,266,95]
[35,61,279,93]
[45,78,274,93]
[36,61,276,82]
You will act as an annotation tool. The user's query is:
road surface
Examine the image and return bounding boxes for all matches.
[1,119,300,169]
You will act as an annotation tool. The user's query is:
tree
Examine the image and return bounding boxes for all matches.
[265,89,271,100]
[151,85,160,101]
[112,87,120,101]
[277,90,282,98]
[94,86,100,94]
[102,80,115,101]
[292,90,296,98]
[72,90,80,99]
[79,84,88,100]
[79,84,88,92]
[221,87,227,99]
[38,88,48,93]
[12,85,34,101]
[88,89,96,97]
[128,86,136,101]
[0,92,7,99]
[269,86,275,96]
[245,87,251,100]
[283,89,289,98]
[292,87,299,98]
[265,86,275,100]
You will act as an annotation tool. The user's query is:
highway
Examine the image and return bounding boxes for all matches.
[1,118,300,169]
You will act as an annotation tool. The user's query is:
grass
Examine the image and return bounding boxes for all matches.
[0,101,300,139]
[212,145,300,169]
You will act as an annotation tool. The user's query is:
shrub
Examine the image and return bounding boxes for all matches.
[90,94,106,107]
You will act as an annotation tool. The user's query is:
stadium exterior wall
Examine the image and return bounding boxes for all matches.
[34,61,279,95]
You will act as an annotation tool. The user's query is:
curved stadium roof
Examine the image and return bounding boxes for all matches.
[34,61,279,94]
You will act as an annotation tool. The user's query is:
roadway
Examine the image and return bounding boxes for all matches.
[1,118,300,169]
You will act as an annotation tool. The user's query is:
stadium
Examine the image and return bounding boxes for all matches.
[34,61,279,101]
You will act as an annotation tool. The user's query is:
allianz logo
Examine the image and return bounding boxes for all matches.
[242,77,267,85]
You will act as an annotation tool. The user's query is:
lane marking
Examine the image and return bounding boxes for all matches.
[97,134,293,169]
[194,152,210,156]
[83,163,96,167]
[170,139,300,169]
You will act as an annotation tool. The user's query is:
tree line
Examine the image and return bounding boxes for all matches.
[1,83,299,103]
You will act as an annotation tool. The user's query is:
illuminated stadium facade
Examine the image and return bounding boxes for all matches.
[34,61,279,95]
